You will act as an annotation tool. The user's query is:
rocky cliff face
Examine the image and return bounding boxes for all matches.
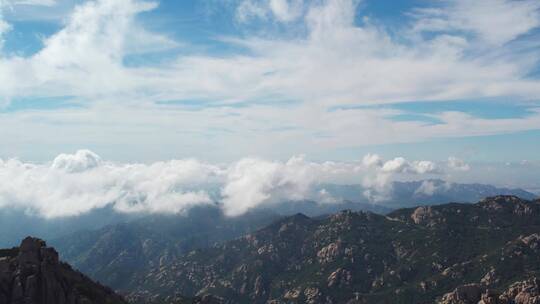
[0,237,127,304]
[127,196,540,304]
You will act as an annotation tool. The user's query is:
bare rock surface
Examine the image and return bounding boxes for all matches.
[0,236,127,304]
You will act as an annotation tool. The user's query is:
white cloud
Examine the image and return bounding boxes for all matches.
[236,0,304,23]
[221,156,314,216]
[447,156,470,171]
[412,161,439,174]
[51,149,102,173]
[381,157,439,174]
[220,155,354,216]
[0,0,177,100]
[411,0,540,47]
[0,150,457,218]
[414,180,460,197]
[11,0,57,6]
[382,157,408,173]
[0,150,221,218]
[0,0,11,50]
[269,0,303,22]
[1,150,340,218]
[0,0,539,163]
[414,180,438,196]
[236,0,267,22]
[362,153,383,168]
[360,154,441,202]
[2,0,539,105]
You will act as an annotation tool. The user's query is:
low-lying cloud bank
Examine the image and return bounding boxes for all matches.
[0,150,469,218]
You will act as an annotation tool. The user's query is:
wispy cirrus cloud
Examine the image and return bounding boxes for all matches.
[236,0,304,23]
[11,0,57,6]
[2,0,540,105]
[410,0,540,47]
[0,0,539,162]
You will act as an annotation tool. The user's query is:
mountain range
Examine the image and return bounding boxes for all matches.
[2,195,540,303]
[46,180,536,294]
[124,196,540,303]
[318,179,537,208]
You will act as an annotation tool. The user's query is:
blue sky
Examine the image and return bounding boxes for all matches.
[0,0,540,186]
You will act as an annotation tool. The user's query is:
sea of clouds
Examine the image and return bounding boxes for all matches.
[0,150,470,218]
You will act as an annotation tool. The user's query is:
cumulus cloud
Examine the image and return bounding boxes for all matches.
[362,153,383,168]
[221,156,315,216]
[381,157,408,173]
[51,149,102,173]
[0,0,178,100]
[447,156,470,171]
[0,151,221,218]
[414,180,436,196]
[0,150,456,218]
[0,150,336,218]
[361,154,441,202]
[220,155,365,215]
[380,157,439,174]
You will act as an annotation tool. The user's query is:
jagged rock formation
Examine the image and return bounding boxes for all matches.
[0,237,127,304]
[439,277,540,304]
[126,196,540,304]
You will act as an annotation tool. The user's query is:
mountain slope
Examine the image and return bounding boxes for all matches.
[52,206,281,290]
[0,237,127,304]
[129,196,540,304]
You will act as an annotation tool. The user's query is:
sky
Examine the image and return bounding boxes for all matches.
[0,0,539,217]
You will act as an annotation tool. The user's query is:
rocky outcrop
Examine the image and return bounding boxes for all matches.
[439,278,540,304]
[0,237,127,304]
[410,206,442,226]
[438,283,484,304]
[499,278,540,304]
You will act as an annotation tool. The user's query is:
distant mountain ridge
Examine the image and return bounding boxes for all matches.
[127,196,540,303]
[0,206,140,248]
[319,179,537,207]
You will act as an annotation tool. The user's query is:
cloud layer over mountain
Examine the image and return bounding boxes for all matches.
[0,149,478,218]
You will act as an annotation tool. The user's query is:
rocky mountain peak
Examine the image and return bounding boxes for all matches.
[18,236,58,267]
[479,195,534,207]
[478,195,539,217]
[0,236,127,304]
